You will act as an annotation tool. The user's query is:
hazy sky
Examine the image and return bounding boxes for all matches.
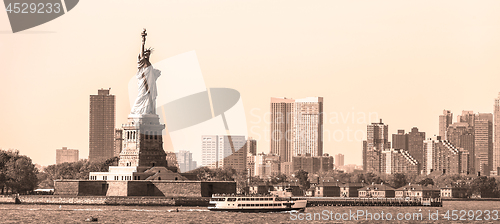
[1,0,500,166]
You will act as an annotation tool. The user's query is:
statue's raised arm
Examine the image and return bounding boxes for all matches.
[141,28,147,58]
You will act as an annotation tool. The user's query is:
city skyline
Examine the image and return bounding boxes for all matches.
[3,1,500,166]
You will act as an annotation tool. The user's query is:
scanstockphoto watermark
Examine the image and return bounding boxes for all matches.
[290,209,499,222]
[249,108,379,142]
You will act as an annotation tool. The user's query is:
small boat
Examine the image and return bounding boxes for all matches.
[208,194,307,212]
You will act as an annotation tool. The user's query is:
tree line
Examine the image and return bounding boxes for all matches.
[0,150,38,194]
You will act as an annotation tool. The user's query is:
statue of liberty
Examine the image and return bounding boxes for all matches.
[130,29,161,115]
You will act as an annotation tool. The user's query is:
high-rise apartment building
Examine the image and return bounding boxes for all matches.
[423,136,468,175]
[270,97,323,163]
[201,135,246,173]
[363,119,390,173]
[447,122,474,174]
[439,110,453,139]
[176,150,197,173]
[89,89,116,162]
[381,149,419,175]
[246,138,257,155]
[474,113,493,175]
[392,129,407,150]
[407,127,426,171]
[56,147,79,164]
[334,153,344,167]
[494,93,500,175]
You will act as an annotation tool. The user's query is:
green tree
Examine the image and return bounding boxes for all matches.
[471,176,499,198]
[416,177,435,186]
[391,173,407,188]
[295,170,310,190]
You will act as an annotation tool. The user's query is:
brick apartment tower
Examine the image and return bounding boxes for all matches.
[363,119,390,173]
[89,89,116,162]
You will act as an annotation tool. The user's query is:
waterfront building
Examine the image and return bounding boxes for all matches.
[358,184,395,198]
[363,119,390,173]
[89,88,116,162]
[56,147,79,164]
[395,185,440,199]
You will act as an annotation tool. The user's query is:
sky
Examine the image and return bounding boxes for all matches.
[1,0,500,166]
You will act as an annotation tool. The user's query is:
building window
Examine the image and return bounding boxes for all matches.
[103,176,107,180]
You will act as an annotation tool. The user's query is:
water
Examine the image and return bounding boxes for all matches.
[0,201,499,223]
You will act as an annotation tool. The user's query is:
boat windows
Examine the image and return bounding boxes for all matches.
[227,198,237,201]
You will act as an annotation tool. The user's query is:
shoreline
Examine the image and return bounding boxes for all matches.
[2,195,500,206]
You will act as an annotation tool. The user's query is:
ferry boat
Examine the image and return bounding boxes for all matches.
[208,194,307,212]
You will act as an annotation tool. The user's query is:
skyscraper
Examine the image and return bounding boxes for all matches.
[176,150,197,173]
[423,136,468,175]
[201,135,247,173]
[89,89,115,162]
[407,127,426,172]
[335,153,345,167]
[392,129,407,150]
[363,119,390,173]
[270,97,323,163]
[439,110,453,139]
[447,123,474,174]
[56,147,79,164]
[494,93,500,175]
[474,113,493,175]
[246,137,257,155]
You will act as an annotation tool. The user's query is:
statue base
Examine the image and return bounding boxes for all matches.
[119,113,167,167]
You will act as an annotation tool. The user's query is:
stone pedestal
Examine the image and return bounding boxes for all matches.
[119,114,167,167]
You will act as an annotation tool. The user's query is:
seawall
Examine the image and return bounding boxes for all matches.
[0,195,210,206]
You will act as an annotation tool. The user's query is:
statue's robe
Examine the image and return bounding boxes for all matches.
[131,55,161,115]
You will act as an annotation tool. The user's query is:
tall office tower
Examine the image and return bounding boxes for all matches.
[114,129,123,157]
[458,111,475,127]
[392,129,407,150]
[363,119,390,173]
[201,135,247,173]
[176,150,197,173]
[423,136,468,175]
[89,89,116,162]
[447,123,475,174]
[494,93,500,175]
[439,110,453,139]
[56,147,79,164]
[246,137,257,155]
[474,113,493,175]
[407,127,426,172]
[270,97,323,164]
[334,153,345,167]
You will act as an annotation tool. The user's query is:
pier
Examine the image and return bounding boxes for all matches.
[294,197,442,207]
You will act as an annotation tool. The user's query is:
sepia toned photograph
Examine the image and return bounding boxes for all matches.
[1,0,500,223]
